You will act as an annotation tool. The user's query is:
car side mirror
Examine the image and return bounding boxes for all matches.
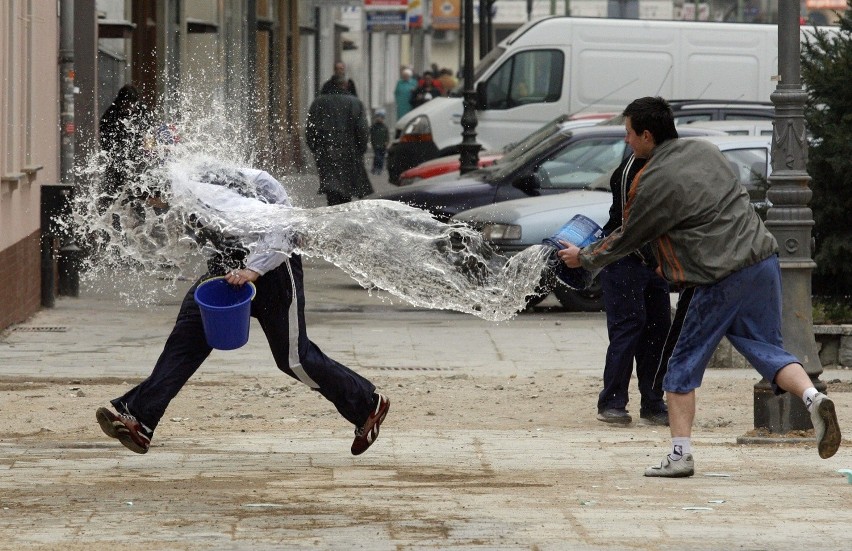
[513,174,541,196]
[475,81,488,109]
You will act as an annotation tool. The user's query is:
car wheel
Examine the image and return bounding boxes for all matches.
[552,278,604,312]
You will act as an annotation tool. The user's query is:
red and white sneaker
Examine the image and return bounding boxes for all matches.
[351,394,390,456]
[96,406,153,454]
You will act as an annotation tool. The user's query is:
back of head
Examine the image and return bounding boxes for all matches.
[331,74,348,91]
[402,68,413,79]
[622,96,678,144]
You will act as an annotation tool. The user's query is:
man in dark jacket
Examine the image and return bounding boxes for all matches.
[319,62,357,97]
[306,75,372,206]
[596,153,670,426]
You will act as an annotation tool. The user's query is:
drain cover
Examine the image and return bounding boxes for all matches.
[13,326,68,332]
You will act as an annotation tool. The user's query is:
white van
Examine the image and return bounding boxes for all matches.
[387,16,823,182]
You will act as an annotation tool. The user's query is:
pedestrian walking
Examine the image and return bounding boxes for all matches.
[557,96,841,477]
[394,67,418,119]
[596,153,671,427]
[306,75,373,206]
[320,61,357,97]
[95,165,390,456]
[370,109,390,175]
[98,84,151,219]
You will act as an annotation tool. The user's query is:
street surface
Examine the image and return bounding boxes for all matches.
[0,169,850,549]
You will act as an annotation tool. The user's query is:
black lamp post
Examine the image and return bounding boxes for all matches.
[753,0,825,432]
[459,0,480,174]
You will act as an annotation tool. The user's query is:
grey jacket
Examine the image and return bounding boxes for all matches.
[580,139,778,287]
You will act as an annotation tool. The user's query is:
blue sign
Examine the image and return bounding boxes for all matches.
[366,10,408,32]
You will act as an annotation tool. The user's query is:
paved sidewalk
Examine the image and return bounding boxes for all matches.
[1,257,850,549]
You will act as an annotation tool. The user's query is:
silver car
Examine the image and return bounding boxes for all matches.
[451,134,773,311]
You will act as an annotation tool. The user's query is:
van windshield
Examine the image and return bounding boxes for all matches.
[452,46,506,95]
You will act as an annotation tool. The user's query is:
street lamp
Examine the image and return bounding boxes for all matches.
[459,0,480,174]
[753,0,825,432]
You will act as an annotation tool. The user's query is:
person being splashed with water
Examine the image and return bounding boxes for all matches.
[95,163,390,456]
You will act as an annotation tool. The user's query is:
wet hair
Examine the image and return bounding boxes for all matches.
[622,96,678,145]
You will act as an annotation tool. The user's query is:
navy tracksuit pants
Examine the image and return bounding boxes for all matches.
[597,255,670,415]
[112,255,377,432]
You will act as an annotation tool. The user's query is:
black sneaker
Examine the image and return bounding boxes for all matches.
[96,406,153,454]
[596,408,632,424]
[640,411,670,426]
[351,393,390,455]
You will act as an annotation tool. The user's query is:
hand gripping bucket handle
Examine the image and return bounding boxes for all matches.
[194,276,257,350]
[541,214,604,290]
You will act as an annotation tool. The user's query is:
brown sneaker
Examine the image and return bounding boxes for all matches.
[96,407,152,454]
[351,394,390,456]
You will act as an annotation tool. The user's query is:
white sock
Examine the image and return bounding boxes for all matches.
[670,437,691,459]
[802,387,819,412]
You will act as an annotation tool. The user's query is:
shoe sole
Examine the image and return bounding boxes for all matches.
[644,469,695,478]
[817,398,841,459]
[596,415,631,425]
[639,417,669,427]
[95,407,149,455]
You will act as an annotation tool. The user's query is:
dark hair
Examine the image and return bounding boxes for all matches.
[622,96,678,144]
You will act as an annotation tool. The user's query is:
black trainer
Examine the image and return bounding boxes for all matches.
[597,408,632,424]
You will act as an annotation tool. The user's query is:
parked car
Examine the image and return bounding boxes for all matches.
[396,113,615,186]
[451,133,773,311]
[683,119,774,136]
[369,125,722,222]
[602,99,775,127]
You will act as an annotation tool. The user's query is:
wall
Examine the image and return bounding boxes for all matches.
[0,2,61,331]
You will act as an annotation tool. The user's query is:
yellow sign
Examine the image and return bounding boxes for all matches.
[432,0,460,30]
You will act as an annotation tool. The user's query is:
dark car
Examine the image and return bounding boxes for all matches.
[370,125,722,222]
[387,99,773,185]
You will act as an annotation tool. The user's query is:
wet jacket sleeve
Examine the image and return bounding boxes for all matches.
[579,157,679,271]
[242,170,295,275]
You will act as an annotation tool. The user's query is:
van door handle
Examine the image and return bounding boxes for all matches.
[451,113,462,124]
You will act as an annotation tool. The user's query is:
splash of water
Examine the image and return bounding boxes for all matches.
[66,97,555,321]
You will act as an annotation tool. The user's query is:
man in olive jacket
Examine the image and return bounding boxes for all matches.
[306,75,372,206]
[558,96,841,478]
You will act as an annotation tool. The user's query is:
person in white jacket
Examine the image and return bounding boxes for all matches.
[95,165,389,456]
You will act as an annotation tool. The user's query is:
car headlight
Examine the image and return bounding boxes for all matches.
[399,115,433,143]
[482,223,522,241]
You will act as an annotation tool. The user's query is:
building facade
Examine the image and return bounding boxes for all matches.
[0,2,61,331]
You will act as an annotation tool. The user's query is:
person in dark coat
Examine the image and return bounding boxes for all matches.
[319,62,357,97]
[98,84,151,217]
[306,75,372,206]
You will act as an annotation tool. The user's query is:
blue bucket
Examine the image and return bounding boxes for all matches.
[194,277,257,350]
[541,214,604,290]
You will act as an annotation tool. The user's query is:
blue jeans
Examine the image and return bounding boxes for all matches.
[598,255,671,414]
[663,255,799,394]
[372,148,386,173]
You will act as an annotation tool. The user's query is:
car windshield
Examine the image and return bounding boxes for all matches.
[499,114,572,155]
[534,137,627,189]
[483,131,569,181]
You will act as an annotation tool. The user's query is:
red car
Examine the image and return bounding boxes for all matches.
[396,112,616,186]
[397,153,503,186]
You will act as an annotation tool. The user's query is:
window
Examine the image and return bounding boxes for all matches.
[721,147,769,200]
[535,138,626,190]
[483,49,564,110]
